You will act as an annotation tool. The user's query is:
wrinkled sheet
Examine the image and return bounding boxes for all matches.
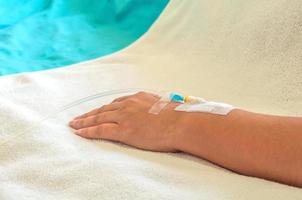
[0,0,302,199]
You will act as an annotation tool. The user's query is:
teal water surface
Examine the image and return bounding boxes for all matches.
[0,0,168,75]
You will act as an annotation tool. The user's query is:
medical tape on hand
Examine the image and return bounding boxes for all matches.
[148,93,170,115]
[175,101,235,115]
[149,92,235,115]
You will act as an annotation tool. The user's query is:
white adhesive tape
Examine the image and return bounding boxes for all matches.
[148,94,170,115]
[175,101,235,115]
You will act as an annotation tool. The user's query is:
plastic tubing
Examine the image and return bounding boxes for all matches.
[1,88,156,145]
[53,88,157,118]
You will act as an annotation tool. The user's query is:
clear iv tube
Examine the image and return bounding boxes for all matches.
[52,88,158,119]
[1,88,157,145]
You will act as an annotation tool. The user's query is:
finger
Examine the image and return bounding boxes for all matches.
[74,123,121,141]
[70,111,120,130]
[74,102,123,120]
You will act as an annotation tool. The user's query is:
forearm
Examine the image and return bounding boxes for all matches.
[70,92,302,187]
[173,109,302,187]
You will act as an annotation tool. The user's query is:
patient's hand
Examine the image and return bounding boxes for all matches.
[69,91,302,187]
[69,92,183,152]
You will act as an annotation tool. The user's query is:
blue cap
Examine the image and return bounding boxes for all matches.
[169,93,184,102]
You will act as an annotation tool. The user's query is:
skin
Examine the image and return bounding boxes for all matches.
[69,92,302,188]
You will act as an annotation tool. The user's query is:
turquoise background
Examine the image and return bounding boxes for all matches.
[0,0,168,75]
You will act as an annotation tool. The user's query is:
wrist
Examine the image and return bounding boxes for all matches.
[166,109,206,153]
[170,110,231,155]
[171,109,244,159]
[160,102,189,152]
[171,112,201,152]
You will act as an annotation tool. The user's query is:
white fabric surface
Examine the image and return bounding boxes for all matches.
[1,0,302,199]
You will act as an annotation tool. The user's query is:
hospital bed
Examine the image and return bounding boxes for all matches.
[0,0,301,199]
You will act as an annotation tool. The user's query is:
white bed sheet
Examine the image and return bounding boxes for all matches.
[1,0,302,199]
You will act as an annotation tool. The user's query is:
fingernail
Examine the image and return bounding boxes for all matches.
[77,129,85,135]
[74,130,82,135]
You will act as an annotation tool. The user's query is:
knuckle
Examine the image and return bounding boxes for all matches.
[93,115,101,124]
[100,112,108,120]
[96,125,105,134]
[124,98,136,105]
[120,107,135,117]
[117,108,127,117]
